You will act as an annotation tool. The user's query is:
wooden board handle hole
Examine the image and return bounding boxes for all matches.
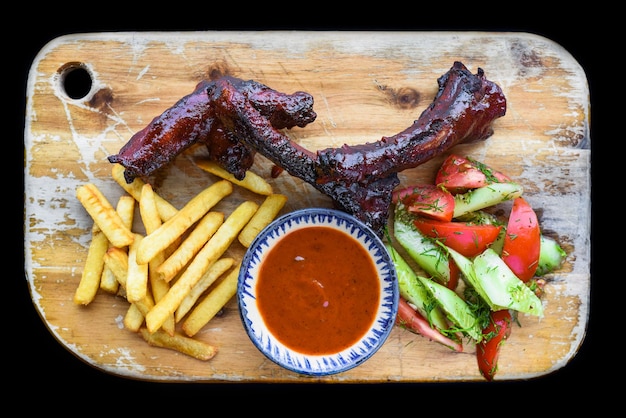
[58,62,93,100]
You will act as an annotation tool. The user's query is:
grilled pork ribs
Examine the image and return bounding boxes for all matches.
[109,61,506,236]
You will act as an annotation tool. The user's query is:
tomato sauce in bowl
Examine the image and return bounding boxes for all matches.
[238,208,398,376]
[256,226,380,355]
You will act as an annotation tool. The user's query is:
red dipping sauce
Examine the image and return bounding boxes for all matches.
[256,226,380,355]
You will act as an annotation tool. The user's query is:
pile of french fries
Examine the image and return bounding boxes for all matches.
[74,159,287,361]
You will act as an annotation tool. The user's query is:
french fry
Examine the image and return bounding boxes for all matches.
[238,193,288,247]
[74,224,108,305]
[116,195,136,229]
[124,303,147,332]
[136,180,233,265]
[140,183,175,335]
[99,268,119,294]
[103,246,155,330]
[103,247,129,288]
[195,158,273,195]
[156,211,224,283]
[128,292,155,321]
[175,257,235,322]
[100,195,135,294]
[111,163,178,222]
[182,263,241,337]
[76,183,134,248]
[139,328,218,361]
[140,184,162,234]
[145,201,258,333]
[126,233,149,303]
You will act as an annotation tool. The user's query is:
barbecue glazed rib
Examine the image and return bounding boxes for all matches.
[108,62,506,235]
[108,77,317,183]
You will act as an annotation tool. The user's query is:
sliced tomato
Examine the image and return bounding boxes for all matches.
[392,184,455,222]
[476,310,512,381]
[501,197,541,282]
[436,154,511,194]
[414,218,502,258]
[430,259,460,290]
[447,260,460,290]
[396,297,463,352]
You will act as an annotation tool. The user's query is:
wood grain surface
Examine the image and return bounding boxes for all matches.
[24,31,591,382]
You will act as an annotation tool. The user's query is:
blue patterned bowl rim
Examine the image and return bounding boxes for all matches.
[237,207,399,376]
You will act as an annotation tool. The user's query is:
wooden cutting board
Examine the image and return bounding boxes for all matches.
[24,31,591,382]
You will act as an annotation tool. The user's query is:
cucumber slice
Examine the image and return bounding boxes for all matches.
[536,235,567,276]
[393,205,451,284]
[417,276,482,341]
[472,248,544,316]
[386,244,449,331]
[453,182,523,218]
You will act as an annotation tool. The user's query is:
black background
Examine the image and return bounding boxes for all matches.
[15,14,601,406]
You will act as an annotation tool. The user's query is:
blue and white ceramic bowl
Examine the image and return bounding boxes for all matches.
[238,208,398,376]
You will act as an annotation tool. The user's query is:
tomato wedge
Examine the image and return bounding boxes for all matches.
[476,309,512,381]
[392,184,455,222]
[414,218,502,258]
[436,154,511,194]
[447,259,460,290]
[501,197,541,282]
[396,297,463,352]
